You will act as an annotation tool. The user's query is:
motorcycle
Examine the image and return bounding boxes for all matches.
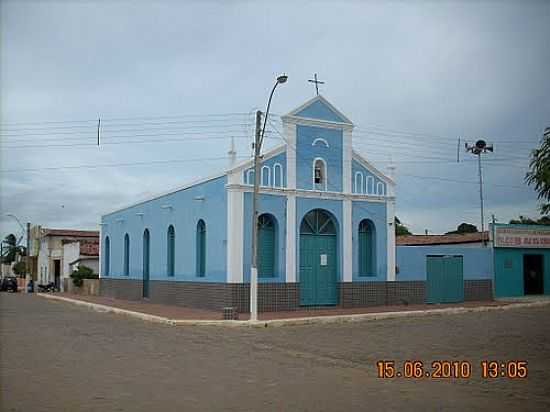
[37,282,56,293]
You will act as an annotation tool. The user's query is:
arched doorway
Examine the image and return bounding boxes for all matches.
[299,209,338,306]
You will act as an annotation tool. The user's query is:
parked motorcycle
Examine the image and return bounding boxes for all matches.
[37,282,56,293]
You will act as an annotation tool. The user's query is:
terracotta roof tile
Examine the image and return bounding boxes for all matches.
[43,228,99,238]
[79,240,99,256]
[396,232,489,246]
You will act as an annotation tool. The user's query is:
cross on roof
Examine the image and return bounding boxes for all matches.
[308,73,325,96]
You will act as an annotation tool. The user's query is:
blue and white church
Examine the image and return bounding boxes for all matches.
[99,95,399,312]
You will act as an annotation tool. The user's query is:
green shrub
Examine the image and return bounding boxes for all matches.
[12,261,26,277]
[70,265,98,287]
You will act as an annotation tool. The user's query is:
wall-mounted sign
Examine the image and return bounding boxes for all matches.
[320,254,328,266]
[494,226,550,248]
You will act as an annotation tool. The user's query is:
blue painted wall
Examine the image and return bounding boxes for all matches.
[494,248,550,297]
[352,159,387,195]
[296,125,343,192]
[242,192,287,282]
[295,99,347,123]
[101,176,228,282]
[243,151,287,188]
[296,197,343,281]
[396,246,493,281]
[352,201,387,281]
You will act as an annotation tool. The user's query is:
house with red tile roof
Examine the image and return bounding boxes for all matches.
[28,225,99,290]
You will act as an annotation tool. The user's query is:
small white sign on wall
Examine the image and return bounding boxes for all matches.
[320,254,328,266]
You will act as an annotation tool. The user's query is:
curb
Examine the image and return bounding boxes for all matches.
[37,293,550,328]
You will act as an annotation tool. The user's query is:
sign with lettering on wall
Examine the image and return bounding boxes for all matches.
[494,226,550,248]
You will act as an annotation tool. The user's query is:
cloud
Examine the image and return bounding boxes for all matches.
[1,0,549,238]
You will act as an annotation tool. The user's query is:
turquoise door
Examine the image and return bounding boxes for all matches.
[426,255,464,304]
[143,229,150,298]
[258,214,275,278]
[299,209,338,306]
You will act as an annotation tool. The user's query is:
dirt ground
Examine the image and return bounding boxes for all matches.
[1,293,549,411]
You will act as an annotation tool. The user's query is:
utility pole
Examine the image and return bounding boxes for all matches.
[250,110,262,321]
[26,222,31,287]
[249,74,288,322]
[465,140,493,246]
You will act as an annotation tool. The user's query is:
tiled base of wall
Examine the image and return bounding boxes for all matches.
[100,279,493,313]
[464,279,493,301]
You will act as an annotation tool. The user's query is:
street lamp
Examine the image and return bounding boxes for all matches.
[4,213,29,282]
[250,74,288,322]
[5,213,25,244]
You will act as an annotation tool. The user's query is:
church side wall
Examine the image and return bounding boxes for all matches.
[100,176,228,283]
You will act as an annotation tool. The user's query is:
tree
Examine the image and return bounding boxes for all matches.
[509,215,550,225]
[1,234,26,265]
[445,223,478,234]
[526,128,550,214]
[395,217,412,236]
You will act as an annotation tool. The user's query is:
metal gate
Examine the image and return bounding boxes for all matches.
[426,255,464,304]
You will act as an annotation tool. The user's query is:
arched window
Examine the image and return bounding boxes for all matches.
[258,214,276,278]
[313,158,327,191]
[366,176,375,194]
[273,163,283,188]
[123,234,130,276]
[104,236,110,276]
[261,166,271,187]
[196,220,206,277]
[167,225,175,277]
[377,182,385,196]
[354,172,364,194]
[359,219,376,276]
[246,169,254,185]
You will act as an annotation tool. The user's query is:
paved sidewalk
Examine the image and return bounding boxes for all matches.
[35,292,545,326]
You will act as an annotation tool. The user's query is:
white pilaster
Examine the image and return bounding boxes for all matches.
[284,121,296,190]
[343,199,353,282]
[227,171,244,283]
[285,194,296,283]
[343,128,353,194]
[386,199,396,281]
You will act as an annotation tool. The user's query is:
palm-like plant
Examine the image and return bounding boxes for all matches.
[1,233,26,265]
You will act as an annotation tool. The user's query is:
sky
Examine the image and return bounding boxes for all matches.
[1,0,549,242]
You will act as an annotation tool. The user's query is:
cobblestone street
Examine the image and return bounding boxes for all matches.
[1,294,549,411]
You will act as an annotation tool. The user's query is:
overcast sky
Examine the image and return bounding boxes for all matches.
[1,0,549,241]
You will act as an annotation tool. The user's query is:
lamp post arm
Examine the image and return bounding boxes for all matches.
[259,81,279,149]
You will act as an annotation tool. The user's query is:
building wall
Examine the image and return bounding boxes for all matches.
[494,248,550,297]
[242,192,287,283]
[243,151,287,188]
[352,201,387,281]
[296,124,343,192]
[351,159,387,195]
[396,245,493,281]
[63,242,80,278]
[101,175,228,283]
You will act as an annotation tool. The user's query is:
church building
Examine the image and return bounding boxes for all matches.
[99,95,400,312]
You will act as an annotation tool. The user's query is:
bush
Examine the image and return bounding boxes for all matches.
[70,265,98,287]
[12,261,26,277]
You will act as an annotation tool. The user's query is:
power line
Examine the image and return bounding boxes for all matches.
[0,155,249,174]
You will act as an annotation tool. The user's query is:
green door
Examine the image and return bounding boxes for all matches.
[258,214,275,277]
[143,229,150,298]
[426,255,464,304]
[299,209,338,306]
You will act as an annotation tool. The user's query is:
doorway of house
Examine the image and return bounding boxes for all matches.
[523,254,544,295]
[53,259,61,290]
